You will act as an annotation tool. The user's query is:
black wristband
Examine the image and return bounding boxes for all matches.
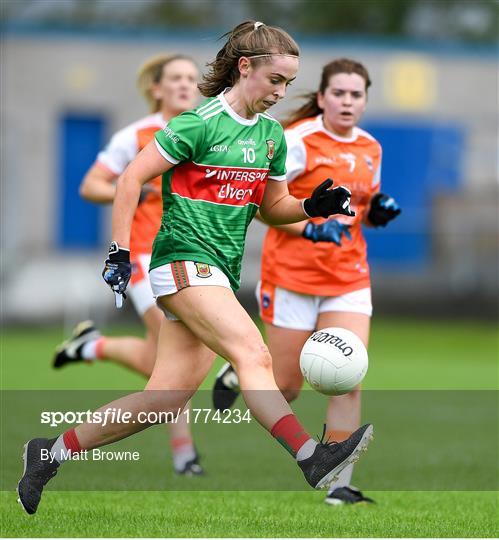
[108,241,130,263]
[303,198,316,218]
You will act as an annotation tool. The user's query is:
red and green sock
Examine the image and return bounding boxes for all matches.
[270,414,317,460]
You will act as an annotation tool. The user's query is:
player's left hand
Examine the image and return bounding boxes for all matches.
[102,241,131,306]
[303,179,355,218]
[302,219,352,245]
[367,192,401,227]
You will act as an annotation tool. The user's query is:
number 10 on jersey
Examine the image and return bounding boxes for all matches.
[242,148,256,163]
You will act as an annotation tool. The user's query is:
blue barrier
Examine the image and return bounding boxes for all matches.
[361,120,464,269]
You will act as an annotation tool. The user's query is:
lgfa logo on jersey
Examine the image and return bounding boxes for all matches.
[266,139,275,160]
[209,144,230,153]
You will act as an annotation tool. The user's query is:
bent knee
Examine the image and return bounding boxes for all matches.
[234,342,272,372]
[329,385,361,402]
[347,384,362,396]
[281,388,300,402]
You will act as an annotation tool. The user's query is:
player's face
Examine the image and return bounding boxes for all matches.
[153,59,199,114]
[318,73,367,136]
[242,55,299,114]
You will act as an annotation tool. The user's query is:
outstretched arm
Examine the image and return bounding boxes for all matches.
[260,177,354,226]
[259,179,307,225]
[255,210,306,236]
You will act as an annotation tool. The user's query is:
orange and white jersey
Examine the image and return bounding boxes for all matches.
[261,114,382,297]
[96,112,165,256]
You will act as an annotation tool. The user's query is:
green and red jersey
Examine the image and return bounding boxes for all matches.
[151,91,287,290]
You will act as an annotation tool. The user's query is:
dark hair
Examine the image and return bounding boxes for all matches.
[283,58,371,127]
[137,54,197,112]
[199,20,300,97]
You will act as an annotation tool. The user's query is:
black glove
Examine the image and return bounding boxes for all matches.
[303,179,355,218]
[102,241,131,301]
[367,192,401,227]
[302,219,352,246]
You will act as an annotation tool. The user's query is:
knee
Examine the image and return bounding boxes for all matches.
[348,385,362,398]
[234,342,272,372]
[281,388,300,403]
[275,373,303,403]
[142,388,190,415]
[143,307,163,339]
[329,384,361,403]
[139,339,157,378]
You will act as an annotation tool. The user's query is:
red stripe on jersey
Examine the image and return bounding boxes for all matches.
[171,162,268,207]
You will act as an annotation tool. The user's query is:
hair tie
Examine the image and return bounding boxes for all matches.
[254,21,265,30]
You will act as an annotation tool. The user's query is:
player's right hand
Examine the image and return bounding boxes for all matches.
[303,178,355,219]
[102,241,131,301]
[367,192,401,227]
[302,219,352,245]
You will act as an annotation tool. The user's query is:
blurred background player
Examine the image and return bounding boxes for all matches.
[52,53,204,476]
[212,58,400,505]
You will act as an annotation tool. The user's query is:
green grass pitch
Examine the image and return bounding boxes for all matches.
[1,317,497,537]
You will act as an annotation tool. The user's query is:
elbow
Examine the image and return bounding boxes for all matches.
[79,180,91,201]
[258,208,274,226]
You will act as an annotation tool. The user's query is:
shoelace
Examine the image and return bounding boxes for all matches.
[317,424,339,448]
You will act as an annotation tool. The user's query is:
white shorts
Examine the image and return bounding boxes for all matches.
[128,253,156,317]
[149,261,231,321]
[256,281,372,331]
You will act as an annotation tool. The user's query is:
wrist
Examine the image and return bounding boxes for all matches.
[302,221,316,241]
[302,198,314,218]
[108,241,130,263]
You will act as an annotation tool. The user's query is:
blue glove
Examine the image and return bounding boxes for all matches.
[303,219,352,246]
[102,241,131,304]
[367,192,401,227]
[303,178,355,218]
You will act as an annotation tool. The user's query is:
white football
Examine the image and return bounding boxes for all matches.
[300,327,368,396]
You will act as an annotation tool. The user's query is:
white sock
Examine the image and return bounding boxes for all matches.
[328,463,354,493]
[81,339,100,360]
[173,444,196,472]
[295,438,318,461]
[50,435,70,464]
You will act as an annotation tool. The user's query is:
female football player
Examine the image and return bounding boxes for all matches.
[53,53,204,475]
[213,58,401,505]
[18,22,373,515]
